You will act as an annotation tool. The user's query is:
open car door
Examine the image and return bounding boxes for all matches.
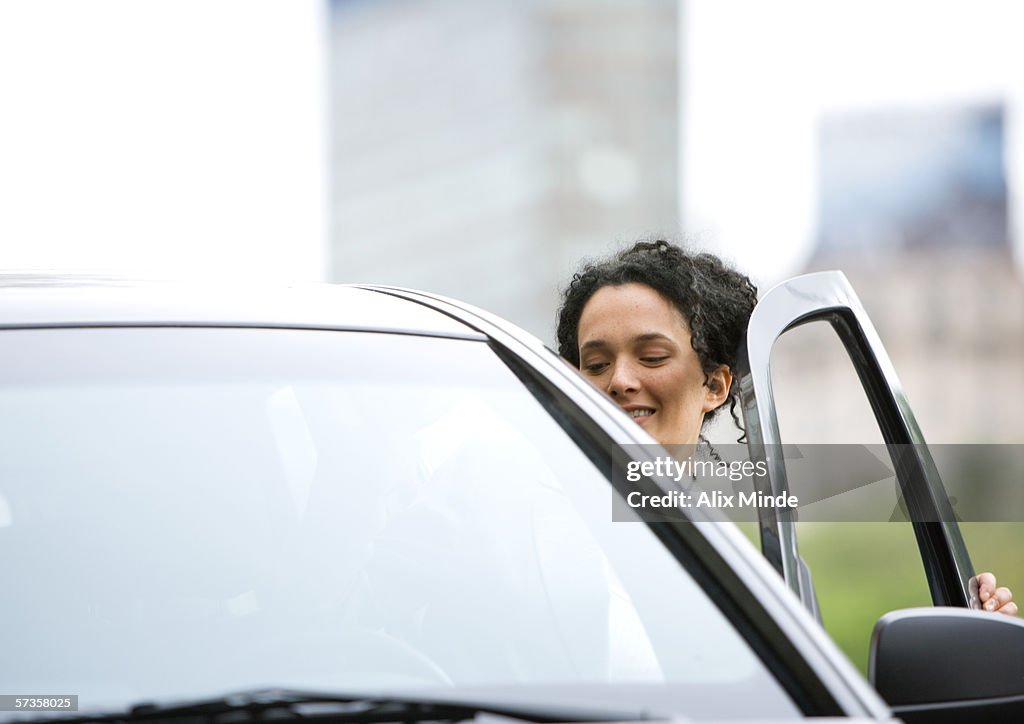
[735,271,1024,722]
[735,270,973,612]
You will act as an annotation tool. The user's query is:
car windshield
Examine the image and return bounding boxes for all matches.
[0,327,798,720]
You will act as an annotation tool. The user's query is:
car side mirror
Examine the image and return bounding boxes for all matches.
[870,607,1024,723]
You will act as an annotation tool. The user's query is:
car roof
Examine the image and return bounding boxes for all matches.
[0,273,484,339]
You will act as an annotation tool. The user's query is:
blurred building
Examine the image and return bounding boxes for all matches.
[770,103,1024,444]
[328,1,1023,445]
[328,0,679,342]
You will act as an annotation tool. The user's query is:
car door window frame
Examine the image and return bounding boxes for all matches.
[735,270,973,612]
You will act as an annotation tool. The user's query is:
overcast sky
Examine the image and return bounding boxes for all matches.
[0,0,327,281]
[2,1,1022,287]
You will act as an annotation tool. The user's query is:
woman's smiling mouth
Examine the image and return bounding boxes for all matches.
[624,406,656,424]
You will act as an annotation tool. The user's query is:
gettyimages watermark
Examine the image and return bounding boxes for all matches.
[611,444,1024,523]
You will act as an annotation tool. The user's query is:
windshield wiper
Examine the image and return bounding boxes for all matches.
[25,688,660,724]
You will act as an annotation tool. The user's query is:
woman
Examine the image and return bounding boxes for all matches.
[557,240,752,448]
[556,239,1016,615]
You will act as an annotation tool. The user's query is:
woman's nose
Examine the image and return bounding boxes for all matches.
[607,361,640,397]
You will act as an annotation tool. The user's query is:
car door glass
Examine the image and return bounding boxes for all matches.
[769,321,931,673]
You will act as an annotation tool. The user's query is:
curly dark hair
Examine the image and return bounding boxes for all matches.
[556,240,758,432]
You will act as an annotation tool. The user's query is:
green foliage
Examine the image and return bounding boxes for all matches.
[734,522,1024,675]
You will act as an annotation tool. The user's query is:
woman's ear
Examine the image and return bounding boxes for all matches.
[703,364,732,413]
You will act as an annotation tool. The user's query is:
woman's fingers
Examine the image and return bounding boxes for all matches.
[996,601,1019,617]
[977,571,998,604]
[984,586,1013,611]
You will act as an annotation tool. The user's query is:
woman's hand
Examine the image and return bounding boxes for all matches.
[977,572,1018,616]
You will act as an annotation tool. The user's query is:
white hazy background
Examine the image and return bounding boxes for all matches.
[683,0,1024,286]
[0,0,328,281]
[2,1,1023,289]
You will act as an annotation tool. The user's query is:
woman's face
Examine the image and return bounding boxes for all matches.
[576,283,729,446]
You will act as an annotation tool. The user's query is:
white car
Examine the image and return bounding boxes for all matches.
[0,273,1019,723]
